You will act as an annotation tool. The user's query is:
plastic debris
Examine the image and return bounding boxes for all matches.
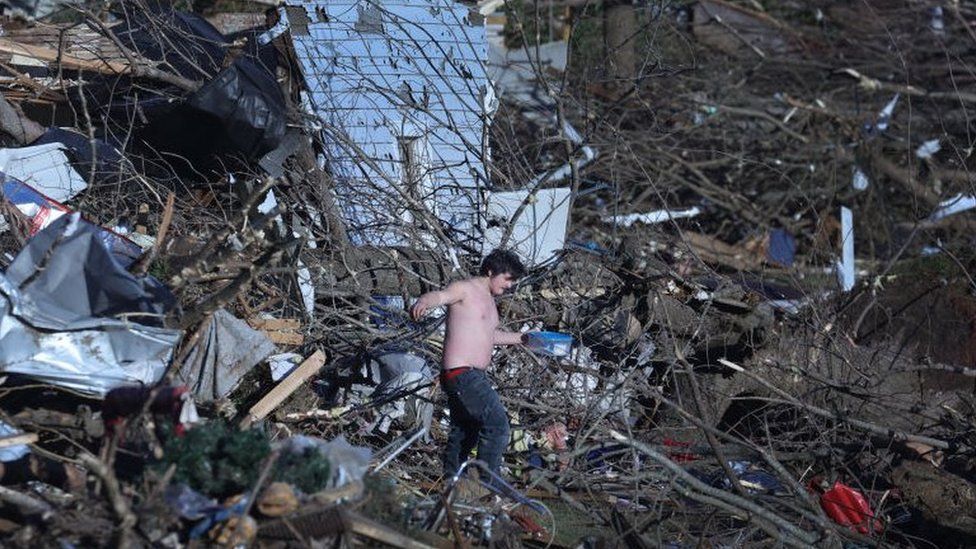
[870,94,900,134]
[852,166,869,191]
[930,6,945,36]
[585,443,630,472]
[164,484,221,521]
[33,128,125,185]
[607,206,702,228]
[766,229,796,267]
[929,194,976,221]
[836,206,855,291]
[816,480,882,535]
[258,130,306,178]
[109,9,287,166]
[268,353,303,382]
[257,188,278,215]
[0,143,87,202]
[190,494,251,540]
[484,188,571,266]
[274,435,372,489]
[297,261,315,317]
[369,349,435,433]
[915,139,941,159]
[525,331,574,357]
[0,421,31,463]
[370,295,407,331]
[1,175,143,266]
[726,461,785,494]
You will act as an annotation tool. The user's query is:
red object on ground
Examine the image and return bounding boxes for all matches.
[817,480,883,535]
[103,385,191,437]
[662,437,698,463]
[510,510,549,539]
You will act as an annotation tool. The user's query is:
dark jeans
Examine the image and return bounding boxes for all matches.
[442,369,510,480]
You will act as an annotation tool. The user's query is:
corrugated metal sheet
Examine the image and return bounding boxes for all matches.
[285,0,492,249]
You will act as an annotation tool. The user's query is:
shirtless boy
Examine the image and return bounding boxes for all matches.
[411,249,529,480]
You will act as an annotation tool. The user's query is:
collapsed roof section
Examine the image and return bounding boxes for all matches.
[285,0,494,252]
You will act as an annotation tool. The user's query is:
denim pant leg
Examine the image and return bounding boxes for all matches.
[442,370,510,479]
[443,386,479,477]
[475,381,510,478]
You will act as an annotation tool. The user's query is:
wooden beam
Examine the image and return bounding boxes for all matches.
[248,318,302,331]
[339,508,442,549]
[0,37,128,74]
[0,433,38,448]
[241,350,326,428]
[263,331,305,346]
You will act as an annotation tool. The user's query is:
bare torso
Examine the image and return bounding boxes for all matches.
[443,279,498,370]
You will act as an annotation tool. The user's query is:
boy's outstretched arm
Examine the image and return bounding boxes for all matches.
[411,282,466,320]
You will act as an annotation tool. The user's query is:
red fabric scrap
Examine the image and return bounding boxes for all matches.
[817,480,883,535]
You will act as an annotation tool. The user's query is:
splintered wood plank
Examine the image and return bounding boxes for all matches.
[0,433,37,448]
[242,350,326,428]
[0,38,128,74]
[248,318,302,331]
[263,331,305,346]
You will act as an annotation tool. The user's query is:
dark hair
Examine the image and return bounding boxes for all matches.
[480,249,526,279]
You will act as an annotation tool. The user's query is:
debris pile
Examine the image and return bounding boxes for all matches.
[0,0,973,547]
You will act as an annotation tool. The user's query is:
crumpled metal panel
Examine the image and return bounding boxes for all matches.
[0,214,182,397]
[285,0,491,248]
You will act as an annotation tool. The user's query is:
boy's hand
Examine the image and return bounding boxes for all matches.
[410,297,429,321]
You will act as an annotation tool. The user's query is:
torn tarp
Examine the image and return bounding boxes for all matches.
[33,127,125,184]
[88,7,285,174]
[0,214,181,396]
[178,309,276,402]
[370,350,435,433]
[185,60,287,159]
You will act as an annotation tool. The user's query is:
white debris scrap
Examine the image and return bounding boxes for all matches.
[875,94,899,132]
[929,194,976,221]
[836,206,855,291]
[484,188,571,266]
[915,139,941,159]
[0,143,87,202]
[852,167,869,191]
[269,353,303,382]
[608,207,702,228]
